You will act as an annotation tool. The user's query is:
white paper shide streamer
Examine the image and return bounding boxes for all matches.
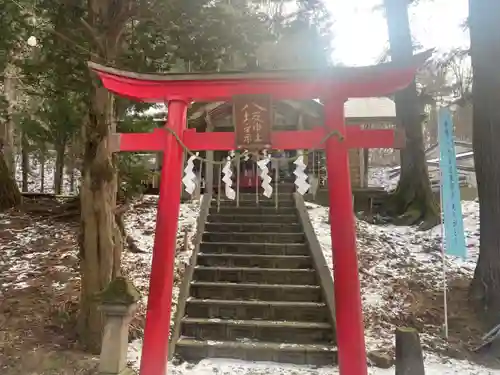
[242,150,250,161]
[182,153,199,195]
[294,155,310,195]
[222,152,236,200]
[257,155,273,198]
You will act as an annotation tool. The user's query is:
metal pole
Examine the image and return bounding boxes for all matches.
[437,115,449,340]
[217,163,222,213]
[254,156,259,206]
[236,153,241,208]
[196,161,202,201]
[275,163,279,210]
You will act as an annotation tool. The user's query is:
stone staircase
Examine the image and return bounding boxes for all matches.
[172,190,337,366]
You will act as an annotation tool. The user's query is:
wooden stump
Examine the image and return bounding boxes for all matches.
[395,327,425,375]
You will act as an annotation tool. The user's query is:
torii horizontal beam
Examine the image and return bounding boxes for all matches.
[111,126,404,153]
[88,50,432,102]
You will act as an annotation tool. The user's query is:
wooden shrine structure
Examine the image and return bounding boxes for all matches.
[188,96,399,189]
[89,50,431,375]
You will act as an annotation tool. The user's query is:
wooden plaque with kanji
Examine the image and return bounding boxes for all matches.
[233,94,273,150]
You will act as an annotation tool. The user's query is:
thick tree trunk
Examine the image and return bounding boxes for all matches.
[2,67,16,174]
[383,0,439,228]
[54,141,66,195]
[21,131,29,192]
[77,0,125,354]
[0,150,21,211]
[77,83,122,353]
[468,0,500,327]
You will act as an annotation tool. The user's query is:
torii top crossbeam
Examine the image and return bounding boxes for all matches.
[89,51,430,102]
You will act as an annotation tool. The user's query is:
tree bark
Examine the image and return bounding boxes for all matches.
[77,0,125,353]
[0,149,21,211]
[54,140,66,195]
[468,0,500,327]
[383,0,439,228]
[77,81,122,353]
[40,148,46,193]
[395,327,425,375]
[2,66,16,174]
[21,131,29,192]
[69,164,75,193]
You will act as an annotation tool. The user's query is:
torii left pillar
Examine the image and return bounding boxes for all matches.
[140,98,188,375]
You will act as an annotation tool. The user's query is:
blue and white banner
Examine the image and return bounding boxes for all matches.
[438,108,467,259]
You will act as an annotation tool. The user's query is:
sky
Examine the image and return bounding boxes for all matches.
[328,0,470,66]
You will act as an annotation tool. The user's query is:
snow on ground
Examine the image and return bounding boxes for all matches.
[368,167,397,191]
[122,195,201,331]
[2,160,492,374]
[0,194,200,374]
[306,200,480,354]
[135,354,500,375]
[14,154,81,195]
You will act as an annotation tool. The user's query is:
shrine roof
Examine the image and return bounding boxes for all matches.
[88,50,432,102]
[188,98,397,129]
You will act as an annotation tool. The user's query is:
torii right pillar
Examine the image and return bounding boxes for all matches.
[324,96,367,375]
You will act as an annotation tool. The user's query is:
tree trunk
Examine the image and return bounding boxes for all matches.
[427,103,438,146]
[2,66,16,174]
[69,164,75,193]
[21,131,29,192]
[77,84,122,353]
[77,0,124,354]
[454,103,473,142]
[40,148,45,193]
[383,0,439,228]
[468,0,500,327]
[0,149,21,211]
[54,140,66,195]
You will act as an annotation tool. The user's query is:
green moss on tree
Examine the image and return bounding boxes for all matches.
[98,277,140,306]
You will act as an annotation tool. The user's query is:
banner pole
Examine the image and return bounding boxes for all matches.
[438,107,449,340]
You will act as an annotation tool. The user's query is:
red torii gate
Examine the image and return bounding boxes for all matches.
[90,51,430,375]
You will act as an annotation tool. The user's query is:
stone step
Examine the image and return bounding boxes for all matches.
[205,222,302,233]
[199,242,309,256]
[184,299,330,322]
[181,318,333,345]
[214,193,294,202]
[190,282,322,302]
[215,199,295,207]
[237,183,296,194]
[193,267,316,285]
[197,254,312,269]
[175,338,337,366]
[202,232,305,244]
[208,214,298,224]
[209,206,296,215]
